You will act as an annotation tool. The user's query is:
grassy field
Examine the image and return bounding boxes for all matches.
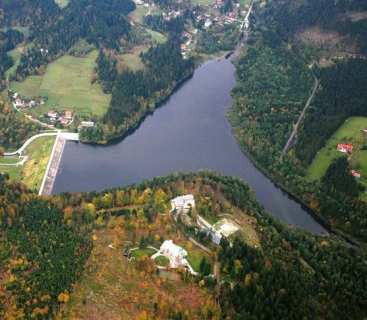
[307,117,367,186]
[117,46,148,72]
[131,247,156,259]
[129,6,149,24]
[239,0,253,6]
[5,43,32,79]
[154,255,170,267]
[11,50,111,118]
[0,159,22,182]
[191,0,214,6]
[0,136,55,191]
[146,28,167,44]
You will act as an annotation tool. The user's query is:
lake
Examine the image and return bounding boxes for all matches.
[53,58,326,234]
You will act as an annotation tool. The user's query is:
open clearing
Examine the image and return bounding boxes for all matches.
[117,46,147,72]
[60,215,216,319]
[5,42,32,79]
[54,0,69,8]
[307,117,367,188]
[0,136,55,191]
[10,50,111,118]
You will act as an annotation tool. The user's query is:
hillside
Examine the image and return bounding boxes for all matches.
[230,0,367,242]
[1,172,366,319]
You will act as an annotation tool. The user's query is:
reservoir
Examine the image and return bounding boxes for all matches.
[53,58,326,234]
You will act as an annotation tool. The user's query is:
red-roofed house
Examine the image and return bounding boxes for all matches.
[351,170,361,178]
[337,143,353,154]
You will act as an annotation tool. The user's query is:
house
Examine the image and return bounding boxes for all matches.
[64,110,73,120]
[362,129,367,135]
[80,121,95,128]
[204,19,213,29]
[59,117,69,125]
[351,170,361,178]
[197,216,240,245]
[337,143,353,153]
[159,240,188,268]
[197,215,222,244]
[170,194,195,214]
[14,98,24,108]
[47,111,58,119]
[180,43,188,51]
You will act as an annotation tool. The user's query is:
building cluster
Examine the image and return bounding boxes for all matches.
[337,143,353,154]
[10,92,45,110]
[171,194,240,245]
[197,215,239,245]
[180,31,195,58]
[336,140,365,179]
[162,10,182,21]
[46,110,74,126]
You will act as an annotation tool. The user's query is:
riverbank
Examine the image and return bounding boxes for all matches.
[228,120,361,246]
[80,69,195,145]
[53,58,328,236]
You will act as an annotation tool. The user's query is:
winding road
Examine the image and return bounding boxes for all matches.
[3,131,79,156]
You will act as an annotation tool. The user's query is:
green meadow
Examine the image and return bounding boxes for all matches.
[307,117,367,187]
[0,136,55,191]
[11,50,111,118]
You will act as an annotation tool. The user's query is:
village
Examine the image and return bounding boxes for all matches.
[7,89,95,130]
[132,0,252,58]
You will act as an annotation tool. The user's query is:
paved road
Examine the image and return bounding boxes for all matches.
[282,78,320,156]
[4,132,60,156]
[4,131,79,156]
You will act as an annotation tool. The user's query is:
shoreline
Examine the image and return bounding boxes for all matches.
[227,112,361,247]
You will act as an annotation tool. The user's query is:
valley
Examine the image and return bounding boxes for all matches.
[0,0,367,319]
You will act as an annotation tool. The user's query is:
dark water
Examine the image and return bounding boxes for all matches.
[54,59,326,234]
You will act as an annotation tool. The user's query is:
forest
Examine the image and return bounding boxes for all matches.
[0,99,40,152]
[229,0,367,242]
[296,59,367,165]
[0,172,366,319]
[80,38,195,142]
[0,0,195,143]
[13,0,136,80]
[0,29,24,89]
[0,177,91,319]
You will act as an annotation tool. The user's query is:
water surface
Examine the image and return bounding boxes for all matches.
[54,59,326,234]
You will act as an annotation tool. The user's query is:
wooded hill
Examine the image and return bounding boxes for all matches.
[0,172,366,319]
[230,0,367,242]
[0,0,195,143]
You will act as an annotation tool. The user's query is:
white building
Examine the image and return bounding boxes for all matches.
[151,240,197,275]
[204,19,213,29]
[197,216,239,245]
[197,215,222,244]
[170,194,195,214]
[159,240,188,268]
[79,121,95,128]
